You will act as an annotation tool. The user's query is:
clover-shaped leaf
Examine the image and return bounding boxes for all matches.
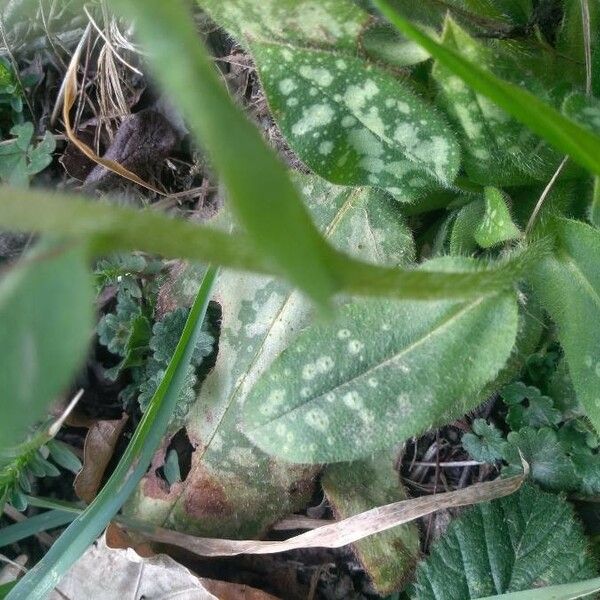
[462,418,506,463]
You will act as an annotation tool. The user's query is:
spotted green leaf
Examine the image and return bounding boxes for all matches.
[431,18,560,185]
[411,483,598,599]
[253,42,460,199]
[196,0,369,50]
[475,188,520,248]
[242,257,519,463]
[529,218,600,436]
[0,242,94,448]
[126,174,415,537]
[322,454,420,595]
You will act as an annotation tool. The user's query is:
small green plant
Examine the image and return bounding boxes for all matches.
[0,122,55,186]
[464,357,600,495]
[95,254,215,423]
[0,57,28,131]
[0,428,81,512]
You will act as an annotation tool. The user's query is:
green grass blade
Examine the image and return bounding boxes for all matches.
[6,266,218,600]
[373,0,600,177]
[109,0,337,308]
[478,576,600,599]
[0,510,75,548]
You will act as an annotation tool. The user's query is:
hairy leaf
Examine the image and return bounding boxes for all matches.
[0,187,526,302]
[197,0,369,50]
[126,175,415,538]
[375,0,600,178]
[252,41,460,196]
[0,242,93,448]
[242,257,518,463]
[475,188,520,249]
[411,483,598,599]
[529,218,600,435]
[431,19,560,185]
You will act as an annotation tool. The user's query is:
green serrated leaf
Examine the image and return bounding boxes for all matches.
[0,241,93,449]
[501,382,561,429]
[252,41,460,196]
[242,256,518,463]
[529,218,600,436]
[150,307,214,367]
[97,292,142,357]
[411,483,598,599]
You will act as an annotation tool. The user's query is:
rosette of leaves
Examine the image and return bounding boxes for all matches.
[96,255,216,423]
[95,254,164,381]
[0,434,81,512]
[137,307,215,422]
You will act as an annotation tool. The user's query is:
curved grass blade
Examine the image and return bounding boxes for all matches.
[6,266,218,600]
[0,510,75,549]
[0,187,532,301]
[109,0,336,308]
[373,0,600,177]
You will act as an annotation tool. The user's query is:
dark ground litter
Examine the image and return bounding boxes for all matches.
[0,5,502,599]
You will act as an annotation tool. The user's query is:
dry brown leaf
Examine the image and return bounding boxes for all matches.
[105,522,155,558]
[62,39,167,196]
[74,414,128,503]
[50,534,218,599]
[126,469,526,557]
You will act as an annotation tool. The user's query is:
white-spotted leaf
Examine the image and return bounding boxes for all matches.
[474,187,520,248]
[242,257,519,463]
[253,41,461,198]
[196,0,369,50]
[127,175,415,537]
[432,18,560,185]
